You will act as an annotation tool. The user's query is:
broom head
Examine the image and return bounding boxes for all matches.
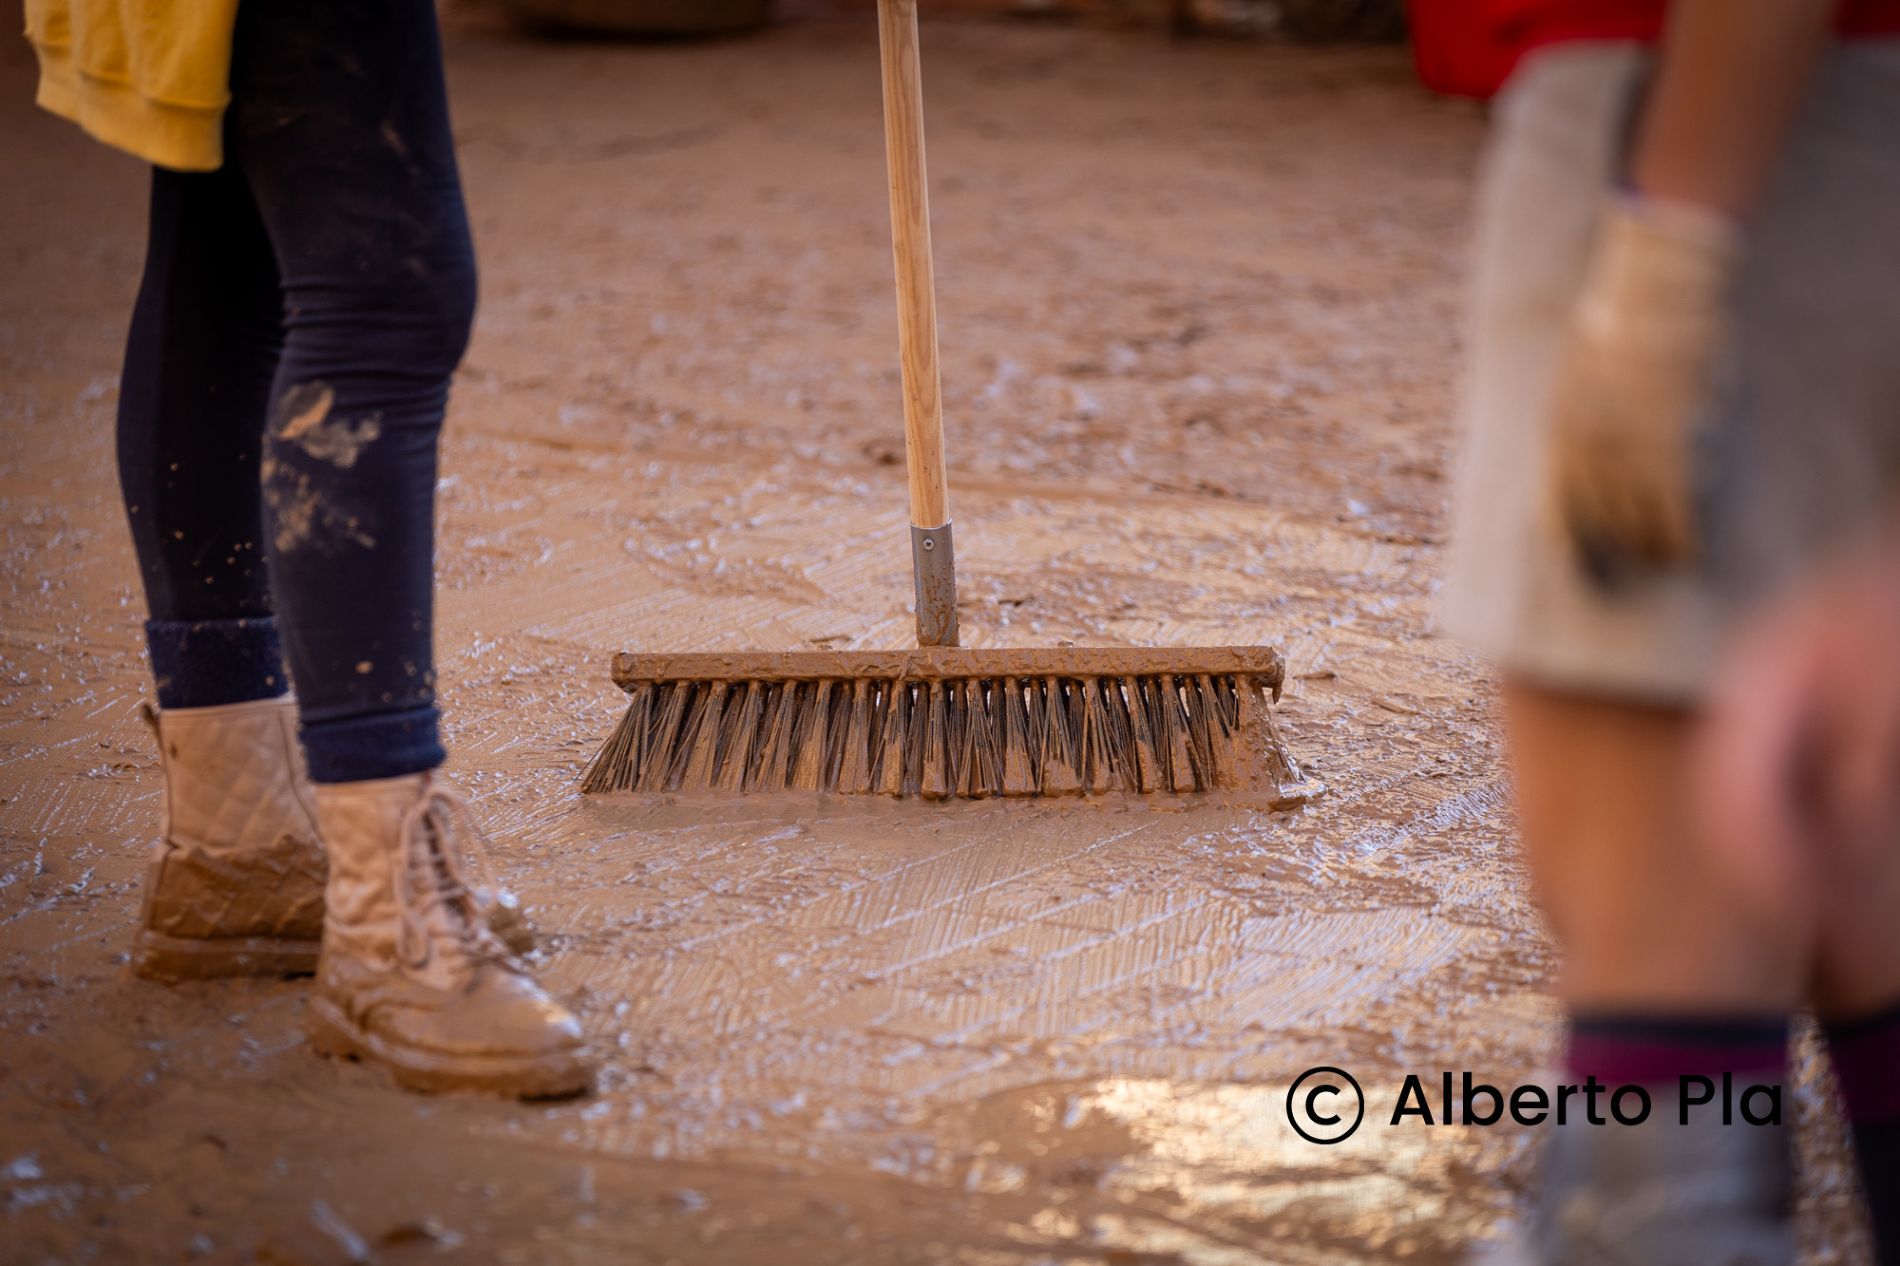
[581,645,1297,800]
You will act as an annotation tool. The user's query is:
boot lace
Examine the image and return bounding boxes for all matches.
[392,782,509,976]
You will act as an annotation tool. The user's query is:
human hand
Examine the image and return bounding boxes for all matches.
[1546,198,1740,576]
[1694,528,1900,1015]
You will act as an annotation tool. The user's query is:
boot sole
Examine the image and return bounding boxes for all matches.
[306,995,593,1100]
[132,929,320,983]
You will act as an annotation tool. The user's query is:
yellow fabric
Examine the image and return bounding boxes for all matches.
[23,0,240,171]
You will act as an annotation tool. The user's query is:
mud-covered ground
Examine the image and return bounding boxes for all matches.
[0,11,1874,1265]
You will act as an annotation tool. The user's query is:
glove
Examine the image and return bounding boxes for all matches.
[1546,196,1742,577]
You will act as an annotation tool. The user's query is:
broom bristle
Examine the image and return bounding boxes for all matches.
[581,647,1295,799]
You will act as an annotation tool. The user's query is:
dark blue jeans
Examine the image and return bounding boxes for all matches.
[118,0,473,782]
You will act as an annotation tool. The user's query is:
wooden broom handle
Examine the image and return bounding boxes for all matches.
[876,0,949,531]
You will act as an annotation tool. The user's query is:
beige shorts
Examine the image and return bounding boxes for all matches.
[1440,42,1900,704]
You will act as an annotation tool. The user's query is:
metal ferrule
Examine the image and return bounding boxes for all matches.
[910,522,959,648]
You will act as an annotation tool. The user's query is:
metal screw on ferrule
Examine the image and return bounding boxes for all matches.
[921,537,935,551]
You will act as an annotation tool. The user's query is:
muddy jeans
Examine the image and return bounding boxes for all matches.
[117,0,473,781]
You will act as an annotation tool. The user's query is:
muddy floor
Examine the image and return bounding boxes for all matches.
[0,10,1875,1265]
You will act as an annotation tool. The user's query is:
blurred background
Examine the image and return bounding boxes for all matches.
[481,0,1409,41]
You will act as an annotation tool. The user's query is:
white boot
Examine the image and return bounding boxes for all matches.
[133,690,535,972]
[307,774,592,1098]
[133,696,327,981]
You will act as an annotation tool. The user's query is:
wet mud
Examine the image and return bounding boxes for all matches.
[0,11,1872,1265]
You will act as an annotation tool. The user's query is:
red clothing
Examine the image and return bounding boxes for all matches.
[1408,0,1900,100]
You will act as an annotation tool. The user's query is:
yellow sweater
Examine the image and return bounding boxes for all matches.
[24,0,240,171]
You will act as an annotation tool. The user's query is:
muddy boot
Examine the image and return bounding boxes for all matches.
[307,774,592,1098]
[473,875,537,957]
[133,696,327,982]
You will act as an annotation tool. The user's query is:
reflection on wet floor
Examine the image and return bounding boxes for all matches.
[935,1077,1515,1264]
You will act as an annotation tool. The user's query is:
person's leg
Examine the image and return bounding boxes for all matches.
[118,164,286,706]
[225,0,470,782]
[1823,1002,1900,1265]
[220,0,586,1097]
[117,164,327,981]
[1504,685,1810,1012]
[1811,775,1900,1266]
[1499,684,1806,1263]
[1693,528,1900,1264]
[1817,860,1900,1265]
[1793,660,1900,1258]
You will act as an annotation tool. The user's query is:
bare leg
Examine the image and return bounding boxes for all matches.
[1504,681,1809,1013]
[1489,683,1802,1264]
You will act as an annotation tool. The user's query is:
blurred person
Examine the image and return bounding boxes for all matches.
[23,0,592,1097]
[1438,0,1900,1259]
[1696,520,1900,1265]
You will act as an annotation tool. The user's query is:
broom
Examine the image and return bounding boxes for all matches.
[581,0,1296,800]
